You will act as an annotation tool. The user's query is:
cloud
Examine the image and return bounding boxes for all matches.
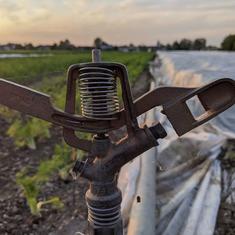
[0,0,234,46]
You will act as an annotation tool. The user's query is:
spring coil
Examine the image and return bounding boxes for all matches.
[78,66,120,119]
[87,203,121,228]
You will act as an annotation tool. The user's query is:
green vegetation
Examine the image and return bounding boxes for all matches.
[0,52,90,83]
[16,143,72,215]
[221,35,235,51]
[7,118,51,149]
[0,50,153,215]
[0,51,152,84]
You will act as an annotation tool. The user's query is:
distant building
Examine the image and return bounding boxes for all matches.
[118,46,130,52]
[147,46,157,52]
[0,43,17,50]
[77,46,93,51]
[100,41,113,50]
[35,45,51,51]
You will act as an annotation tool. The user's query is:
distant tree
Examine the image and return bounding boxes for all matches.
[24,43,34,50]
[15,44,24,50]
[193,38,206,50]
[221,34,235,51]
[166,44,172,50]
[138,44,148,51]
[58,39,75,50]
[51,43,58,50]
[156,41,165,50]
[94,37,103,49]
[179,39,192,50]
[172,41,180,50]
[128,43,135,51]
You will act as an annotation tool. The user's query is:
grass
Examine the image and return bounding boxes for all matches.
[0,52,90,83]
[0,50,153,84]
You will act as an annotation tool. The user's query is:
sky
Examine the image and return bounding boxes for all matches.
[0,0,235,46]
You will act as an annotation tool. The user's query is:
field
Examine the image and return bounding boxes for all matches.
[0,50,154,234]
[0,50,152,83]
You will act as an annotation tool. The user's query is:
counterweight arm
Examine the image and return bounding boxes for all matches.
[0,78,235,138]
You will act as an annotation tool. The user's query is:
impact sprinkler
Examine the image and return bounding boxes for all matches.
[0,49,235,235]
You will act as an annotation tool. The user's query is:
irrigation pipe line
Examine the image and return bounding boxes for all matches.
[127,81,158,235]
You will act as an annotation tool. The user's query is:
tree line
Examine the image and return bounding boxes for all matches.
[0,34,235,51]
[157,38,208,50]
[156,34,235,51]
[221,35,235,51]
[0,39,78,51]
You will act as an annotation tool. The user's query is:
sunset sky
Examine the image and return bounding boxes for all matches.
[0,0,234,46]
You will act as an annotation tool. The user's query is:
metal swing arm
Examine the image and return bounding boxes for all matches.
[0,78,234,136]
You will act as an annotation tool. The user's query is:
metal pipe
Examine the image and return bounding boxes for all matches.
[92,49,102,62]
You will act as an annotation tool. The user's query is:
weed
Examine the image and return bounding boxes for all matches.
[16,142,72,215]
[7,117,51,149]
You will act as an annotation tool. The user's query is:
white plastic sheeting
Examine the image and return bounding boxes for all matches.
[118,155,141,227]
[153,51,235,235]
[156,146,223,235]
[119,52,234,235]
[154,105,225,235]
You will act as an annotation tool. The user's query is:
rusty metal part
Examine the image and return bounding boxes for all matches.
[79,50,120,120]
[62,61,139,148]
[78,66,120,119]
[162,78,235,135]
[71,124,163,234]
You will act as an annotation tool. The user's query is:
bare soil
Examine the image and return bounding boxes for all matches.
[0,117,88,235]
[0,69,151,235]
